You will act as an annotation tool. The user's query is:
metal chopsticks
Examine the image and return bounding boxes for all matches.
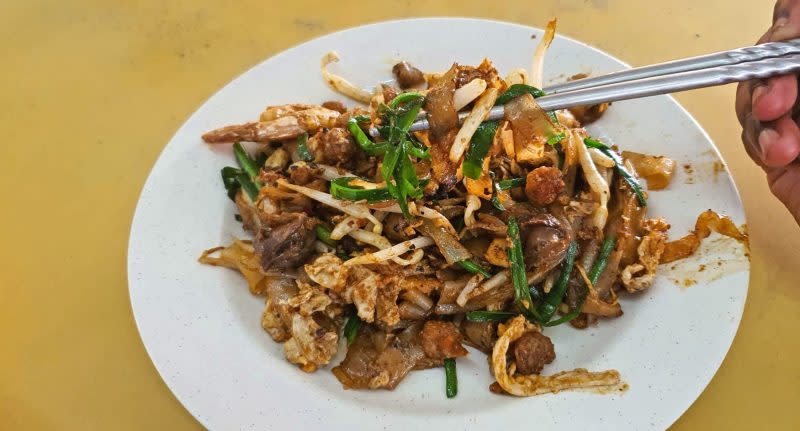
[388,39,800,136]
[544,38,800,94]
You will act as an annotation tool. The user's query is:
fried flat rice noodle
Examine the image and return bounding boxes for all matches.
[425,64,459,142]
[199,239,270,295]
[504,93,557,164]
[660,210,748,263]
[622,151,676,190]
[415,218,472,264]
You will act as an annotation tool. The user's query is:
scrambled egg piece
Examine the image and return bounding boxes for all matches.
[621,218,669,292]
[491,316,625,396]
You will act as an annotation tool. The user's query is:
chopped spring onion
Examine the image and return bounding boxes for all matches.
[584,137,646,207]
[296,133,313,161]
[347,116,388,156]
[330,177,392,202]
[495,84,559,124]
[547,132,566,146]
[230,142,264,201]
[444,358,458,398]
[529,285,544,303]
[537,241,579,322]
[457,259,491,279]
[221,166,243,201]
[466,310,518,322]
[233,142,263,184]
[497,177,525,191]
[235,170,260,201]
[390,91,426,109]
[507,217,544,322]
[378,93,427,218]
[589,237,616,285]
[495,83,546,105]
[544,237,616,327]
[343,314,362,346]
[462,120,499,180]
[314,224,338,248]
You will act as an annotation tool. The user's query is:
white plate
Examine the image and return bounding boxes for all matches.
[128,18,749,430]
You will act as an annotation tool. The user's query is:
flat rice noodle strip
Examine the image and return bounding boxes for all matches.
[622,151,677,190]
[661,210,748,263]
[198,239,268,295]
[428,131,459,192]
[425,64,458,142]
[504,94,556,164]
[332,323,429,390]
[436,273,514,315]
[415,218,471,265]
[425,65,460,191]
[437,276,471,309]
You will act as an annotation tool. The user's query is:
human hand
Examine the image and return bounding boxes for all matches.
[736,0,800,225]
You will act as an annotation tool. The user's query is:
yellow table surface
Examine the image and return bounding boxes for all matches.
[2,0,799,429]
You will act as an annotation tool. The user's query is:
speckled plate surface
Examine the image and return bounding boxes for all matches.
[128,18,749,430]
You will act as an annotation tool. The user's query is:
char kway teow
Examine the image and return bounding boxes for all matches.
[198,19,747,398]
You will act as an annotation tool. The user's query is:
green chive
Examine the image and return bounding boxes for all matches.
[314,224,338,248]
[466,310,518,322]
[444,358,457,398]
[507,217,544,322]
[347,117,387,156]
[343,314,362,346]
[497,177,525,191]
[233,142,262,184]
[546,132,566,146]
[235,171,259,201]
[589,237,616,285]
[330,177,392,202]
[221,166,242,201]
[584,138,646,206]
[296,133,313,162]
[543,237,616,327]
[537,241,578,322]
[336,250,351,261]
[462,121,499,180]
[496,84,546,105]
[457,259,491,279]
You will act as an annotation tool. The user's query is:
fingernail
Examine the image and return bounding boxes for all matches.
[759,127,779,157]
[775,16,789,28]
[752,85,767,106]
